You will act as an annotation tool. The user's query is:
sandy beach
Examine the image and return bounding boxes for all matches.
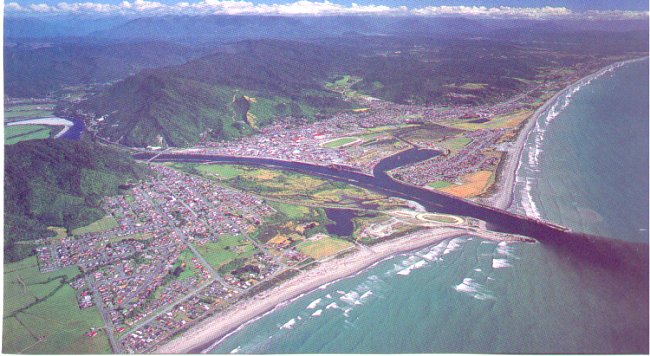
[483,57,646,211]
[154,57,646,354]
[155,226,497,354]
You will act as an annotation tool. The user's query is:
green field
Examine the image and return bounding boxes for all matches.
[3,257,112,354]
[4,105,54,121]
[71,215,118,236]
[427,181,452,189]
[296,236,354,260]
[437,136,471,153]
[173,249,204,280]
[5,125,53,145]
[322,137,358,148]
[47,226,68,240]
[194,164,246,180]
[195,235,258,270]
[271,201,312,219]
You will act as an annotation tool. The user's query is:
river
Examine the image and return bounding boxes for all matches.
[134,59,648,352]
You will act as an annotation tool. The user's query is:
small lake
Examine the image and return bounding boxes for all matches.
[324,208,359,236]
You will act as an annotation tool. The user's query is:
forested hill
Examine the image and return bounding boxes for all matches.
[4,41,203,98]
[71,40,355,147]
[4,140,147,262]
[70,31,648,148]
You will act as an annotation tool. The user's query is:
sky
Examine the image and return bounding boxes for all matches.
[4,0,650,17]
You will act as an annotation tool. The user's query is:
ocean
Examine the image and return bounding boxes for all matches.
[208,59,649,354]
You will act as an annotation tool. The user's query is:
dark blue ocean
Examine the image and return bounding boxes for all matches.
[208,59,649,354]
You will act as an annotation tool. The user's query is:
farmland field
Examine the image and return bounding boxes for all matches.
[71,215,118,236]
[3,257,111,354]
[4,125,52,145]
[322,137,358,148]
[296,236,354,260]
[195,235,258,270]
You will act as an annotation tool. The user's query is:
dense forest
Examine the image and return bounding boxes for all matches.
[71,40,355,147]
[4,41,204,97]
[4,140,147,262]
[70,29,648,147]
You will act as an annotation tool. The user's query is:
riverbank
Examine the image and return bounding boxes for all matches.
[155,226,513,354]
[483,57,647,211]
[6,117,74,138]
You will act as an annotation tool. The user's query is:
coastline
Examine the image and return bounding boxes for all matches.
[153,57,647,355]
[154,227,502,354]
[483,56,647,211]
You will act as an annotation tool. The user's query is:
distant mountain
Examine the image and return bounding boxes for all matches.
[92,15,315,42]
[4,15,130,39]
[4,139,147,262]
[72,40,354,147]
[90,15,494,43]
[70,29,648,148]
[4,41,204,97]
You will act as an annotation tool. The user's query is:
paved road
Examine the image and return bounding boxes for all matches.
[85,275,121,353]
[180,183,287,269]
[139,189,233,290]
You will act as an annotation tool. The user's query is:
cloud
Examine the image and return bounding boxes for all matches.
[5,2,27,11]
[411,5,573,19]
[3,0,649,19]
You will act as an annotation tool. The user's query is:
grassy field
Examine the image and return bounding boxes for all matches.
[296,236,354,260]
[427,181,452,189]
[5,125,53,145]
[439,170,493,198]
[194,235,258,271]
[174,249,204,280]
[3,257,112,354]
[4,105,55,121]
[47,226,68,240]
[169,162,401,210]
[458,83,488,90]
[437,136,471,154]
[322,137,359,148]
[271,201,312,219]
[71,215,118,236]
[450,110,533,130]
[193,164,247,180]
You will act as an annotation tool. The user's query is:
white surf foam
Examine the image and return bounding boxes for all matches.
[443,238,464,255]
[492,258,511,269]
[360,290,373,300]
[280,318,296,330]
[397,265,413,276]
[306,298,322,309]
[311,309,323,317]
[453,277,495,300]
[230,346,241,354]
[326,302,339,310]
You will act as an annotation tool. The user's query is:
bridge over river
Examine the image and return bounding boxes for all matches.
[134,149,648,280]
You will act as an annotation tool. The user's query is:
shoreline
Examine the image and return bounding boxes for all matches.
[154,227,508,354]
[153,56,647,354]
[483,56,647,211]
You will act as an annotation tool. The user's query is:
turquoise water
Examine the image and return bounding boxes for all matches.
[514,58,649,242]
[209,59,649,354]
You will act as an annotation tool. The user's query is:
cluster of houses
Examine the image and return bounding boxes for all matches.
[391,129,505,186]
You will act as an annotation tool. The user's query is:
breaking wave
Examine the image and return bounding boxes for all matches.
[453,277,495,300]
[514,59,639,219]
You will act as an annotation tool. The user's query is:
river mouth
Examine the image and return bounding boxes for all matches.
[134,150,648,280]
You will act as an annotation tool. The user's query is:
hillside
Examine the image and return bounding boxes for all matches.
[72,40,354,147]
[4,41,203,97]
[4,139,147,262]
[70,31,648,148]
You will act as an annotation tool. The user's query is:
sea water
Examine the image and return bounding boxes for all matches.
[513,58,649,242]
[209,59,649,354]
